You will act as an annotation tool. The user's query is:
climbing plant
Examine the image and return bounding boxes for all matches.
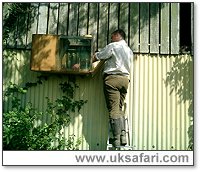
[3,77,87,150]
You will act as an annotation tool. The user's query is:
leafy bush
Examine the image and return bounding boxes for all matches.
[3,79,86,150]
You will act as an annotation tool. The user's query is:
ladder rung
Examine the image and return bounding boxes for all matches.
[107,116,132,150]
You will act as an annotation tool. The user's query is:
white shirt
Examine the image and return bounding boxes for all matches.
[95,40,133,76]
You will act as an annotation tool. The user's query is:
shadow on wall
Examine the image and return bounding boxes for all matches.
[3,2,165,50]
[69,73,109,150]
[3,3,37,48]
[31,35,58,71]
[165,55,193,150]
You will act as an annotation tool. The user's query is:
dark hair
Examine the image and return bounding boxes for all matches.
[112,29,126,40]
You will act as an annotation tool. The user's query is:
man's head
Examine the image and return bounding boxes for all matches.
[111,29,126,42]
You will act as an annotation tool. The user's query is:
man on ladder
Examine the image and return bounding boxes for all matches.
[92,29,133,149]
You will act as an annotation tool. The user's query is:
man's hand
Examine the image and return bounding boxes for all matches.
[92,54,98,63]
[72,63,80,70]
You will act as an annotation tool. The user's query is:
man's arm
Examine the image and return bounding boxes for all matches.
[94,44,113,61]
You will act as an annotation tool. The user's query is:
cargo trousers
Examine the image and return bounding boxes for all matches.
[103,74,129,119]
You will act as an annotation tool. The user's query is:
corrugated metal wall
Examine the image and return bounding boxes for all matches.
[3,50,109,150]
[130,54,193,150]
[3,2,193,150]
[3,50,193,150]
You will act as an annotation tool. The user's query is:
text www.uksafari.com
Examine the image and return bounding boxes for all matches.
[75,152,189,164]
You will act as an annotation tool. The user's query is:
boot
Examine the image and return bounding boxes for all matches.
[120,117,127,146]
[110,118,121,147]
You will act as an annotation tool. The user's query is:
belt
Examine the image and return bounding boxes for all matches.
[103,73,127,79]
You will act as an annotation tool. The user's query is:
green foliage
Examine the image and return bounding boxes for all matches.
[3,79,87,150]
